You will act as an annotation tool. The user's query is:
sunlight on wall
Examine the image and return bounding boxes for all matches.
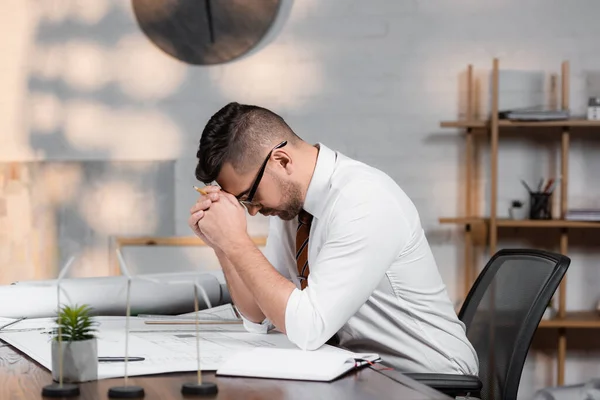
[111,108,182,160]
[63,40,110,91]
[29,91,63,133]
[69,0,110,25]
[63,99,108,149]
[286,0,320,22]
[78,180,158,235]
[37,163,83,205]
[33,36,187,99]
[37,0,110,25]
[214,42,324,108]
[71,244,111,277]
[37,0,71,24]
[63,100,181,160]
[31,44,64,81]
[1,1,37,161]
[113,35,187,101]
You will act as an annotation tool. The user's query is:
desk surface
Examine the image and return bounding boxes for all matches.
[0,342,449,400]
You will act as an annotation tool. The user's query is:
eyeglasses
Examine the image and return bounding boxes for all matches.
[237,140,287,207]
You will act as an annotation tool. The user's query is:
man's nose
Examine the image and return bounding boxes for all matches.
[247,204,261,216]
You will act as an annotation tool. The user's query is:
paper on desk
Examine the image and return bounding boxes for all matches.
[0,316,296,379]
[138,304,240,322]
[180,303,240,320]
[0,317,17,330]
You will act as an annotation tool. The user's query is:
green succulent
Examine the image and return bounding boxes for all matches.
[54,304,97,342]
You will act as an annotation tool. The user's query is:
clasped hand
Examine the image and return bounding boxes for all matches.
[188,186,248,252]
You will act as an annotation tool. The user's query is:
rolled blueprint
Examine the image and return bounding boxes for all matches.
[0,272,230,318]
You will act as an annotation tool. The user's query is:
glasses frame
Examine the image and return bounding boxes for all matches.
[237,140,287,207]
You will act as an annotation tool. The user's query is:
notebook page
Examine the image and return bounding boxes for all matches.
[216,346,378,381]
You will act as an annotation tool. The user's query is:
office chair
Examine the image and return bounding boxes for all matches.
[404,249,571,400]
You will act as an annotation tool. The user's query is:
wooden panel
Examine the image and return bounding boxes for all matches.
[538,311,600,328]
[440,120,487,128]
[558,329,566,385]
[489,58,499,255]
[116,236,267,247]
[498,119,600,127]
[497,219,600,228]
[441,119,600,129]
[440,217,600,228]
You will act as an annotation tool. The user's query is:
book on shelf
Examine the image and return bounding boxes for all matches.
[498,106,569,121]
[565,209,600,222]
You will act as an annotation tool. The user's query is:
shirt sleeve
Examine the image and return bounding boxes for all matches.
[284,182,411,350]
[241,315,273,334]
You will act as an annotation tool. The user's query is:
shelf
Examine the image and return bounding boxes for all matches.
[440,120,488,128]
[539,311,600,328]
[440,118,600,129]
[439,217,485,225]
[439,217,600,228]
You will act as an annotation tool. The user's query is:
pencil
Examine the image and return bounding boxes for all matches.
[193,186,207,195]
[144,320,242,325]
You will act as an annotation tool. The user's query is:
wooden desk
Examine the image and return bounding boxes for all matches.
[0,342,449,400]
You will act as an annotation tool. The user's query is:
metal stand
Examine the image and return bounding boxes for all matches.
[108,254,145,399]
[180,284,218,396]
[42,257,80,398]
[41,383,80,398]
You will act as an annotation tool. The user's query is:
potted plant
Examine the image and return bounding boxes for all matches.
[509,200,527,220]
[51,304,98,383]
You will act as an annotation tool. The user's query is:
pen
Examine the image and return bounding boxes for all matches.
[98,357,145,362]
[543,178,555,193]
[193,186,207,195]
[0,317,27,331]
[520,179,533,194]
[546,180,558,194]
[144,320,242,325]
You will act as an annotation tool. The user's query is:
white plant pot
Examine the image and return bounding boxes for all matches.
[51,338,98,383]
[509,206,527,220]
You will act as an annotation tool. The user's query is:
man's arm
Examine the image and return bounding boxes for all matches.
[225,240,295,333]
[215,249,266,323]
[224,183,409,349]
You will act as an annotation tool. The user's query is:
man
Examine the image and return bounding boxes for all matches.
[188,102,479,375]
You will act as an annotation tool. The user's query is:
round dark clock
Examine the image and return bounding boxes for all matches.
[131,0,282,65]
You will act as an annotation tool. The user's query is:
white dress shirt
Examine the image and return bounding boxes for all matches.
[242,143,479,375]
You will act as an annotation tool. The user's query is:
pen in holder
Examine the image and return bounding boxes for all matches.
[529,192,552,220]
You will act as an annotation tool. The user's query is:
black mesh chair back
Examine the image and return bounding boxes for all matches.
[458,249,570,400]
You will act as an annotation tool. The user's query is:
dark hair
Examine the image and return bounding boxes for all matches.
[195,102,299,184]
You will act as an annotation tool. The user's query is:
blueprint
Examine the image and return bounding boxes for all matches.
[0,316,295,379]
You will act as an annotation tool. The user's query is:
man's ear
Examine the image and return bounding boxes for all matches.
[272,149,294,175]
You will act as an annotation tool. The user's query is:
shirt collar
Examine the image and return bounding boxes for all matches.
[303,143,336,219]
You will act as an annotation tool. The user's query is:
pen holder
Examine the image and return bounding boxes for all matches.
[529,192,552,220]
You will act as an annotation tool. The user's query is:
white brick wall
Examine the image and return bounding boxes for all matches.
[2,0,600,397]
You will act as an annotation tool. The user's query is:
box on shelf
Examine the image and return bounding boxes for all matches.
[588,97,600,120]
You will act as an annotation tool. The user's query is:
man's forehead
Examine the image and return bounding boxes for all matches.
[216,163,252,196]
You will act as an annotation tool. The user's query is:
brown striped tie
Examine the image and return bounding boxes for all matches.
[296,210,313,290]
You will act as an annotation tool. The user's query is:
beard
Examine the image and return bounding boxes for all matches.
[260,176,303,221]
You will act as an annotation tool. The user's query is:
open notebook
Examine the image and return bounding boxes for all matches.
[216,345,380,381]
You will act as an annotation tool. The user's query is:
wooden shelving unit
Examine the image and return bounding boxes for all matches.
[441,119,600,128]
[440,58,600,386]
[440,217,600,229]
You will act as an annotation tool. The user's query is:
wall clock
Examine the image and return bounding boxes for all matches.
[131,0,282,65]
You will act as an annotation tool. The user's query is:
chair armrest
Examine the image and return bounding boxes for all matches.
[404,373,482,394]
